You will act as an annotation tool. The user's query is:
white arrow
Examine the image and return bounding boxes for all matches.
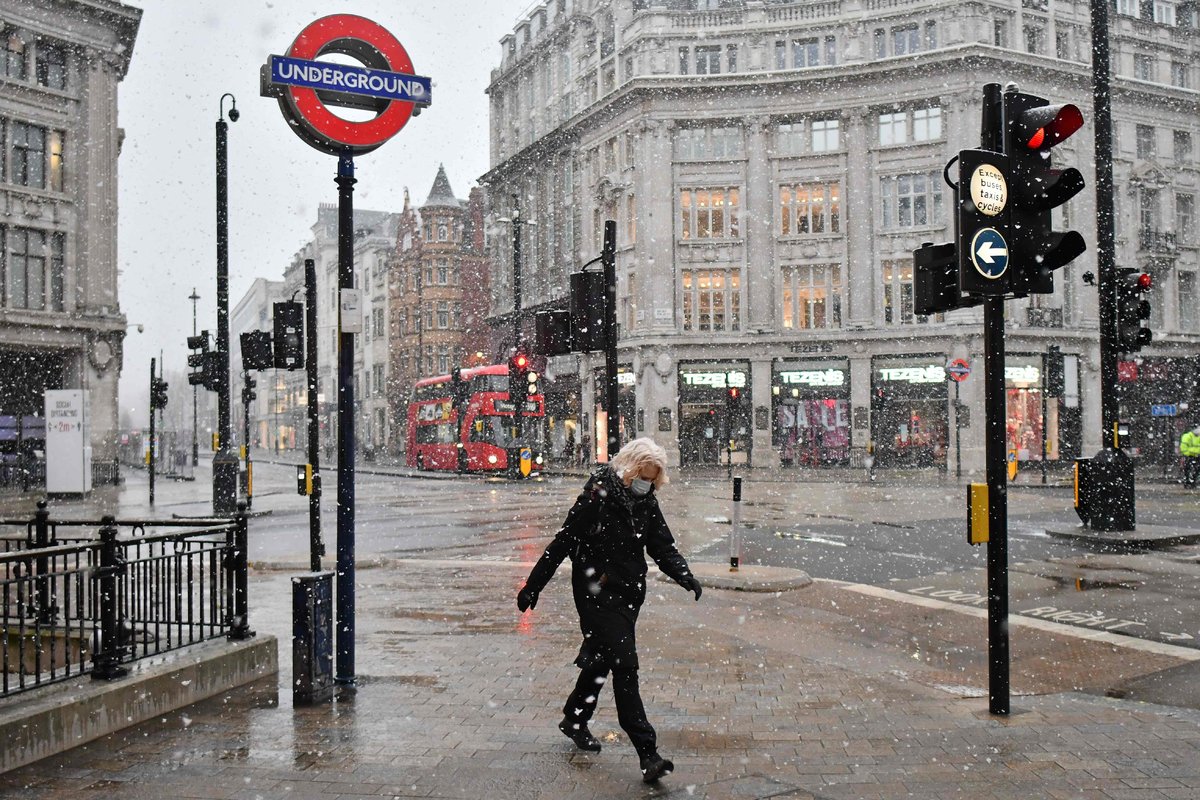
[1160,632,1194,642]
[976,240,1008,264]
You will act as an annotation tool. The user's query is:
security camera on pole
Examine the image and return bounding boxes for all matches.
[261,14,431,693]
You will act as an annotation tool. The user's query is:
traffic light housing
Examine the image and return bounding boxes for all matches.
[534,309,573,357]
[569,270,606,352]
[1003,90,1087,294]
[151,378,169,410]
[272,301,304,370]
[508,351,530,410]
[1116,269,1153,352]
[296,464,313,496]
[240,331,274,372]
[242,375,257,405]
[915,241,984,314]
[188,331,212,388]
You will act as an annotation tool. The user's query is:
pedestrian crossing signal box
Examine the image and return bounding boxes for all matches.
[297,464,313,496]
[967,483,989,545]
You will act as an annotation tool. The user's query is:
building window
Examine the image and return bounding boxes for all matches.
[453,302,462,329]
[681,268,741,332]
[1023,24,1045,55]
[726,44,738,72]
[878,112,907,146]
[1136,124,1156,159]
[437,259,448,285]
[437,223,448,241]
[779,183,840,236]
[50,232,64,312]
[1154,0,1177,25]
[624,130,636,169]
[881,173,943,229]
[792,38,820,68]
[373,364,384,397]
[10,122,46,188]
[892,25,919,55]
[437,301,449,329]
[1180,271,1197,331]
[1140,188,1161,236]
[994,19,1009,48]
[1171,61,1189,88]
[424,304,434,331]
[6,227,47,310]
[1134,53,1156,82]
[811,119,839,152]
[882,259,921,325]
[1174,130,1192,162]
[36,40,67,90]
[913,107,942,141]
[774,40,786,70]
[373,307,384,336]
[925,21,938,48]
[678,47,689,74]
[679,188,741,240]
[627,194,637,243]
[1178,193,1195,244]
[674,126,743,160]
[1056,30,1071,60]
[781,264,842,329]
[3,29,25,80]
[775,122,804,155]
[437,346,449,374]
[873,29,886,59]
[695,45,721,75]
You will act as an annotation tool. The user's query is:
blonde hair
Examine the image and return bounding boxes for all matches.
[609,437,669,489]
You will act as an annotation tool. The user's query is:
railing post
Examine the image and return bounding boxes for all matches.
[92,516,128,680]
[227,501,254,640]
[33,499,57,626]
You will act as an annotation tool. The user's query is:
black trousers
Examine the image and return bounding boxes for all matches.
[1185,456,1200,487]
[563,665,657,759]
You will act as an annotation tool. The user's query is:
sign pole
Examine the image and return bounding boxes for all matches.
[149,357,156,506]
[335,149,356,687]
[306,258,324,573]
[602,220,619,460]
[955,379,962,482]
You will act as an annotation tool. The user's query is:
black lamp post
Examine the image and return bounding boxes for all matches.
[212,93,240,515]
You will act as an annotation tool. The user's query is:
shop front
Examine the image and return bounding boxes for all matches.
[544,364,582,466]
[1116,356,1198,469]
[1005,353,1082,468]
[678,363,751,467]
[871,357,948,469]
[772,360,851,467]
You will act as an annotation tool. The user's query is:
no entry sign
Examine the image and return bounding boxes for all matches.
[261,14,431,155]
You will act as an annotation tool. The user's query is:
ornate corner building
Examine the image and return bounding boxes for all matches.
[483,0,1199,473]
[0,0,140,485]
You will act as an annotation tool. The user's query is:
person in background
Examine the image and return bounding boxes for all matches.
[1180,425,1200,487]
[517,437,702,784]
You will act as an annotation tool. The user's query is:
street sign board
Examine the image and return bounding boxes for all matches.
[261,14,431,155]
[947,358,971,382]
[1150,403,1178,417]
[969,228,1009,280]
[957,149,1013,295]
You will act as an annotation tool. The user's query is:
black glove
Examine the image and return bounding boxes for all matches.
[517,586,539,612]
[681,575,702,601]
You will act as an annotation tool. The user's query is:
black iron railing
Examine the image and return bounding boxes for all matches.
[0,502,251,697]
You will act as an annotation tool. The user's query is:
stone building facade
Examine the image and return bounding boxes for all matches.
[0,0,140,483]
[483,0,1199,473]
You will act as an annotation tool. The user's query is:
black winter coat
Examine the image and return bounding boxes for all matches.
[523,466,695,671]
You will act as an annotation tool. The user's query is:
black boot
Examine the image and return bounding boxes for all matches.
[640,753,674,783]
[559,718,602,752]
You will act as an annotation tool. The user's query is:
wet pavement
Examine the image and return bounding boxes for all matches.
[3,554,1200,799]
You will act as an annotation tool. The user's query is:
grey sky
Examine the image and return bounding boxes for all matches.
[117,0,531,423]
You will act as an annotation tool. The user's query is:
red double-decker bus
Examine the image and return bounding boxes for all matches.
[405,364,545,473]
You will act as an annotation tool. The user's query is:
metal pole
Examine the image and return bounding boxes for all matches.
[335,149,357,686]
[729,476,742,570]
[212,96,239,515]
[243,369,253,510]
[602,220,619,460]
[955,379,962,482]
[1041,354,1048,485]
[512,195,524,451]
[982,82,1009,716]
[149,357,156,506]
[190,287,199,467]
[1092,0,1119,445]
[306,258,324,573]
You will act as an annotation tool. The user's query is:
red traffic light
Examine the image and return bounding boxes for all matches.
[728,387,740,399]
[1019,103,1083,150]
[1122,271,1153,292]
[1136,273,1152,291]
[512,353,529,370]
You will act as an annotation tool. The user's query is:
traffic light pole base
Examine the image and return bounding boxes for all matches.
[213,452,240,516]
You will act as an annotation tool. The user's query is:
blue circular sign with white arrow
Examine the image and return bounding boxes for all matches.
[970,228,1009,279]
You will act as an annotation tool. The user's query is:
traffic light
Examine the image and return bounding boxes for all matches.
[915,241,984,314]
[1003,90,1087,294]
[272,301,304,370]
[1116,269,1153,352]
[188,331,211,388]
[242,375,257,405]
[535,309,573,356]
[240,331,274,372]
[1045,345,1065,397]
[569,270,606,352]
[508,351,530,409]
[151,378,169,410]
[296,464,313,496]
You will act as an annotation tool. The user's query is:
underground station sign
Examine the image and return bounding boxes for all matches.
[261,14,431,155]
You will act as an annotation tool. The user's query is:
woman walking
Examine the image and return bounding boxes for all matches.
[517,437,702,784]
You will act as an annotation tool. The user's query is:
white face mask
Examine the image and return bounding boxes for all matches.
[630,477,654,496]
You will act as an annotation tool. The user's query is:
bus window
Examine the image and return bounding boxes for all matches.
[471,417,517,448]
[416,423,455,444]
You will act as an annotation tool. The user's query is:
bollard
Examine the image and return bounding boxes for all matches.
[92,516,128,680]
[293,570,335,704]
[729,476,743,571]
[227,501,255,640]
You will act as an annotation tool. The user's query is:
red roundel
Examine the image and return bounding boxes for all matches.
[282,14,417,155]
